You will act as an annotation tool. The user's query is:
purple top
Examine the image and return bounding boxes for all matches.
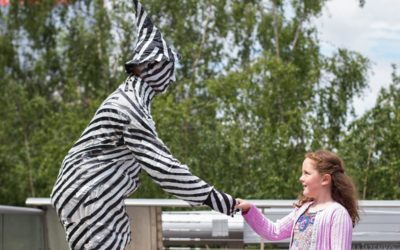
[243,202,353,250]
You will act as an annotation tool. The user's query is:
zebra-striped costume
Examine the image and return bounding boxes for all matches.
[124,0,178,93]
[50,1,236,249]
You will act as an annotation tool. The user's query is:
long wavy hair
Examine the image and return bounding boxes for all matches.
[295,150,360,227]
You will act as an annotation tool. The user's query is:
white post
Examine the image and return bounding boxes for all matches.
[126,206,163,250]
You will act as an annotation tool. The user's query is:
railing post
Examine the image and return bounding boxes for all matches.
[1,214,3,250]
[44,207,69,250]
[126,206,163,250]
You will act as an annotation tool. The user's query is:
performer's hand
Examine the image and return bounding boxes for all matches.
[235,198,251,213]
[203,189,237,216]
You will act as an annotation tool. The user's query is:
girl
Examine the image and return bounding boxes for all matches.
[236,150,359,250]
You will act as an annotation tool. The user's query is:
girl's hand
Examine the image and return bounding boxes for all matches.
[235,198,252,213]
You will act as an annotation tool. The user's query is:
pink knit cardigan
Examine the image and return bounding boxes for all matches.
[243,202,353,250]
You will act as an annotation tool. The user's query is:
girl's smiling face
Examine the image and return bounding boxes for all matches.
[299,158,324,199]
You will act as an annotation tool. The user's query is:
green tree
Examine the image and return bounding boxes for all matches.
[2,0,395,205]
[340,65,400,199]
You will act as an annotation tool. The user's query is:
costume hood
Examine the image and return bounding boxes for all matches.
[125,0,179,93]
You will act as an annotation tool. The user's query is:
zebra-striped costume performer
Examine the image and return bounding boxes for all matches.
[50,1,236,249]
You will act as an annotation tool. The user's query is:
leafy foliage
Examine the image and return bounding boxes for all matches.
[0,0,398,205]
[340,65,400,199]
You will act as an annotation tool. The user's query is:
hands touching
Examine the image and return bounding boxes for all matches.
[235,198,252,213]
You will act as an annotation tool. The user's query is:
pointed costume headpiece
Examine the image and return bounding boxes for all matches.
[125,0,179,93]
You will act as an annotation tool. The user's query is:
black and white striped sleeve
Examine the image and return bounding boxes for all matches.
[123,123,236,216]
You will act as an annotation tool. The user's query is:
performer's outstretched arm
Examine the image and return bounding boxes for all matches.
[122,120,236,216]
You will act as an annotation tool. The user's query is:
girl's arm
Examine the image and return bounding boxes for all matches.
[238,201,295,241]
[330,209,353,250]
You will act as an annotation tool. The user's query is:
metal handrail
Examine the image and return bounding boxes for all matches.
[25,198,400,208]
[0,205,43,215]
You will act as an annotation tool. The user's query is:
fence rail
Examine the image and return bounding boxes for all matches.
[0,205,45,250]
[16,198,400,249]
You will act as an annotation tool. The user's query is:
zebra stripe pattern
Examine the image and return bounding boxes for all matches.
[125,0,177,93]
[51,75,236,249]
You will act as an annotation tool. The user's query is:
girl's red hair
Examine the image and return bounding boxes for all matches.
[295,150,359,227]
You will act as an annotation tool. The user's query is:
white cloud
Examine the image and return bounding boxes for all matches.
[316,0,400,118]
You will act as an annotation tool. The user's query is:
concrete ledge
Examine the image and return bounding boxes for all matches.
[26,198,400,210]
[0,205,43,215]
[25,198,400,249]
[26,197,195,207]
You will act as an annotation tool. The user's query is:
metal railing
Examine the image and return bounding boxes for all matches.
[18,198,400,250]
[0,205,45,250]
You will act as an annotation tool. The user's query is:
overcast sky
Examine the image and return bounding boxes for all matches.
[316,0,400,118]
